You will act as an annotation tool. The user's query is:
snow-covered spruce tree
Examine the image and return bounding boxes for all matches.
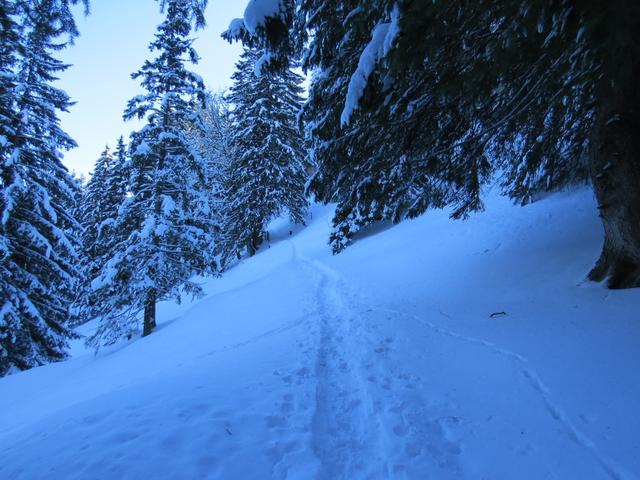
[225,1,442,253]
[0,0,23,375]
[66,170,86,216]
[0,0,21,232]
[79,146,113,269]
[218,47,307,264]
[222,0,301,75]
[300,2,421,253]
[88,0,215,346]
[0,1,20,159]
[0,0,84,375]
[184,92,231,230]
[228,0,640,289]
[110,136,129,196]
[77,141,129,323]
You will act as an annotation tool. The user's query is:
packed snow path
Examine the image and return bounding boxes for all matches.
[292,242,631,480]
[0,189,639,479]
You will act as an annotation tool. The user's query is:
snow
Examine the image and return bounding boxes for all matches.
[90,261,118,291]
[161,194,176,216]
[140,215,156,240]
[384,5,401,56]
[223,1,284,42]
[243,0,283,35]
[341,14,400,127]
[135,140,151,156]
[254,52,273,77]
[1,187,640,479]
[225,17,246,39]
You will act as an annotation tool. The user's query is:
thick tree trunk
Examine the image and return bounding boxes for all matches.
[247,230,263,257]
[143,290,156,337]
[588,74,640,289]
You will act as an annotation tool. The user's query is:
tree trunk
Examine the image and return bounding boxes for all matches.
[143,290,156,336]
[246,239,256,257]
[247,230,263,257]
[588,72,640,289]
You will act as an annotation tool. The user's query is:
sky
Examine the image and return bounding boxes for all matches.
[57,0,246,177]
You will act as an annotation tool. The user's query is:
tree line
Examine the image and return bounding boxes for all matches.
[0,0,307,375]
[226,0,640,286]
[2,0,638,375]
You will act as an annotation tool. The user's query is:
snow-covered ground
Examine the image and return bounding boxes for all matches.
[1,188,638,479]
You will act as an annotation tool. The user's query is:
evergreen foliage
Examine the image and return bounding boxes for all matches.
[184,92,231,229]
[77,140,129,323]
[0,0,84,375]
[80,146,114,270]
[0,1,20,164]
[219,47,307,264]
[88,0,215,346]
[230,0,640,288]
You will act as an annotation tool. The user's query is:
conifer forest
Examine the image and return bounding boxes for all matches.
[0,1,639,479]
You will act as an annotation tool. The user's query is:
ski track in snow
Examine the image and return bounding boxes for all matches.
[292,241,385,478]
[2,193,638,480]
[287,238,632,480]
[291,241,465,479]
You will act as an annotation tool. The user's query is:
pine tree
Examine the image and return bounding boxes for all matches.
[184,92,231,229]
[301,2,403,252]
[80,142,129,257]
[77,142,130,324]
[219,47,307,264]
[0,0,20,160]
[105,136,130,223]
[0,0,83,375]
[80,146,113,269]
[222,0,300,74]
[88,0,214,346]
[0,0,22,266]
[229,0,640,288]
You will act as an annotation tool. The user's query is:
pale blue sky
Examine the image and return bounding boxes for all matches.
[57,0,245,176]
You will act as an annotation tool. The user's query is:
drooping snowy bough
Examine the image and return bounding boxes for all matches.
[226,0,640,289]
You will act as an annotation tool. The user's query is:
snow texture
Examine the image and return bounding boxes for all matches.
[341,11,400,127]
[243,0,283,34]
[254,52,273,77]
[1,188,639,479]
[226,17,246,39]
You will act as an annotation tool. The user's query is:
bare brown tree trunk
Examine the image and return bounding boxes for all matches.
[143,290,156,337]
[588,71,640,289]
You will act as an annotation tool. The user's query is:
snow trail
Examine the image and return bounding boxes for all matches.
[293,242,466,479]
[294,243,386,479]
[290,231,634,480]
[1,191,638,479]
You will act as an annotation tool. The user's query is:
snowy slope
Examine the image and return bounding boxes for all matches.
[0,188,639,480]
